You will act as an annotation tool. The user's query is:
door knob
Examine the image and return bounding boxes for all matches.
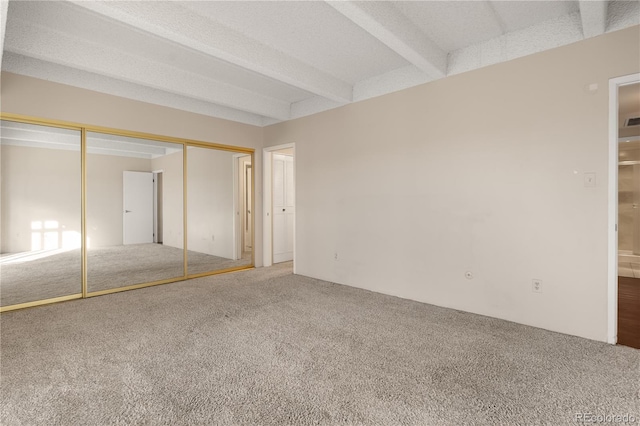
[125,210,132,213]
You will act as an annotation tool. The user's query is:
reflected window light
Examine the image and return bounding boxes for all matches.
[43,231,59,250]
[31,221,42,230]
[31,232,42,251]
[62,231,81,249]
[45,220,59,229]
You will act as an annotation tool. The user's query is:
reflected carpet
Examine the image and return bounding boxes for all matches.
[0,244,251,306]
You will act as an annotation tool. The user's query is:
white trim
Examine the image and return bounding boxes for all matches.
[263,143,296,273]
[153,172,158,243]
[232,153,245,261]
[608,73,640,344]
[152,169,164,244]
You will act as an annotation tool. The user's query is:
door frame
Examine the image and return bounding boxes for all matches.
[263,143,295,271]
[152,169,163,244]
[244,162,253,253]
[608,73,640,344]
[232,154,249,261]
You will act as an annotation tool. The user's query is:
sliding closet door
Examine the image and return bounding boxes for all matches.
[85,132,184,294]
[1,116,255,311]
[186,147,252,275]
[0,120,82,308]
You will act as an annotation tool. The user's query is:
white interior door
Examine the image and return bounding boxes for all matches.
[123,171,154,245]
[273,154,294,263]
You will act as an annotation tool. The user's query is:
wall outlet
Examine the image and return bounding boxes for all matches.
[334,252,338,261]
[532,279,543,293]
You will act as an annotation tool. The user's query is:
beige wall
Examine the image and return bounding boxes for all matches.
[0,72,264,265]
[1,144,81,253]
[264,26,640,342]
[2,143,236,254]
[187,147,235,259]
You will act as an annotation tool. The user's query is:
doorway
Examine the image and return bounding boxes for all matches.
[123,170,164,246]
[263,144,295,269]
[123,171,154,245]
[234,155,252,261]
[609,74,640,349]
[153,171,163,244]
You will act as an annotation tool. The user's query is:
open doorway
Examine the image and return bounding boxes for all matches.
[123,170,164,246]
[609,74,640,349]
[123,171,154,245]
[234,155,252,261]
[263,144,295,269]
[153,171,163,244]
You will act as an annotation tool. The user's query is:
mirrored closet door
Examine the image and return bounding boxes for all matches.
[186,147,252,276]
[0,120,82,307]
[1,115,254,311]
[86,132,185,294]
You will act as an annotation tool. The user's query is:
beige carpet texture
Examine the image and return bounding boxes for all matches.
[1,263,639,425]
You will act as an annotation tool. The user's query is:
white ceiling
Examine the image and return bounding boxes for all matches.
[1,1,639,127]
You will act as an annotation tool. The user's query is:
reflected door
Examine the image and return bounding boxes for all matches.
[273,154,294,263]
[244,163,252,252]
[123,171,154,245]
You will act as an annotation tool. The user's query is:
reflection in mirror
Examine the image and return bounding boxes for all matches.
[0,120,82,307]
[187,147,252,275]
[86,132,184,293]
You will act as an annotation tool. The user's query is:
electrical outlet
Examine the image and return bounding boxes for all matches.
[334,252,338,261]
[532,279,543,293]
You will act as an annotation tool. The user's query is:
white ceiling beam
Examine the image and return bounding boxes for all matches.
[326,1,446,80]
[68,1,353,103]
[4,19,291,121]
[579,0,608,38]
[2,53,267,127]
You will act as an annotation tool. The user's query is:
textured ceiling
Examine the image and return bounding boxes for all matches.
[1,0,639,127]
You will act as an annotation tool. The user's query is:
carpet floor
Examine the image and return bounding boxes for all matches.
[1,263,639,425]
[0,244,251,307]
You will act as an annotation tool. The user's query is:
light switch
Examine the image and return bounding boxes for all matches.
[584,172,596,187]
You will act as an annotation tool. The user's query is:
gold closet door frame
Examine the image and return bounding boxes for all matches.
[0,113,255,312]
